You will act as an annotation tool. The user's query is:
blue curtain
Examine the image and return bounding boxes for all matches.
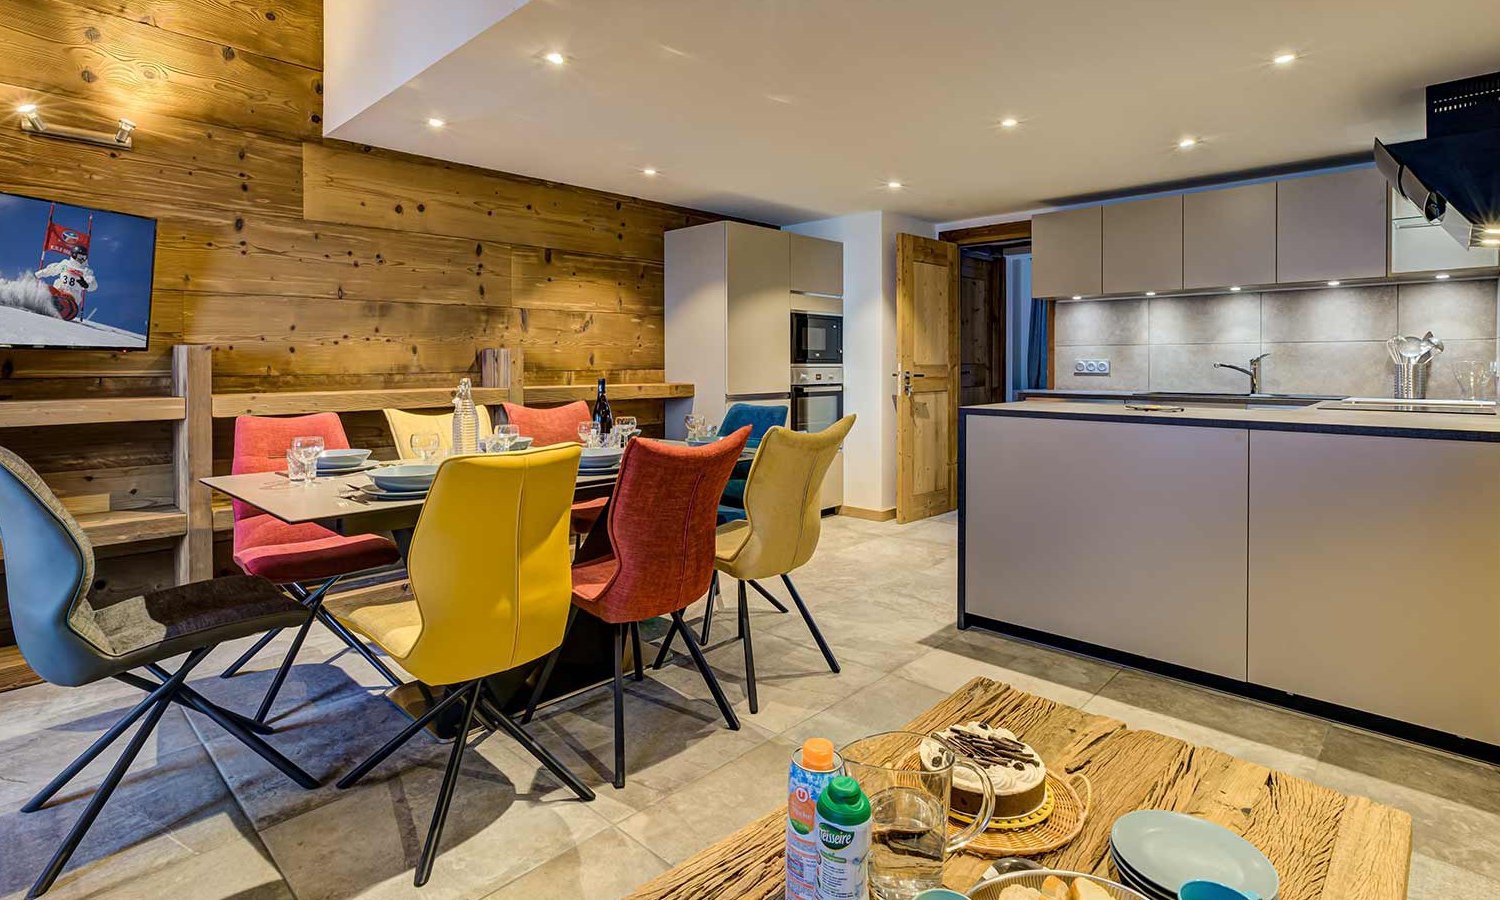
[1026,299,1050,389]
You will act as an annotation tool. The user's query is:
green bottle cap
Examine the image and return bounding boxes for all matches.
[816,775,871,826]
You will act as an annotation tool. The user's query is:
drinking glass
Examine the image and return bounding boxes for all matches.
[290,436,324,483]
[1452,360,1496,401]
[577,421,600,448]
[495,423,520,452]
[409,432,441,462]
[684,414,706,441]
[840,731,995,900]
[616,416,638,442]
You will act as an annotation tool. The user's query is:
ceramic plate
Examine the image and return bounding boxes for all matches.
[1111,811,1279,899]
[1109,849,1175,900]
[357,483,428,501]
[371,464,439,492]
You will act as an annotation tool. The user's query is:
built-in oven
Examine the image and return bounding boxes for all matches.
[791,365,844,510]
[791,312,843,365]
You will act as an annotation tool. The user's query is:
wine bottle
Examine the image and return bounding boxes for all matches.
[592,377,614,435]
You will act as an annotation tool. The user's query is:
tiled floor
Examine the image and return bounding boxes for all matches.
[2,512,1498,898]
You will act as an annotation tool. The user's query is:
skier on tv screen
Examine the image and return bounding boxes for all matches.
[35,245,97,322]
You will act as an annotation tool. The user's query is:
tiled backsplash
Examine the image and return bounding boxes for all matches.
[1053,278,1500,398]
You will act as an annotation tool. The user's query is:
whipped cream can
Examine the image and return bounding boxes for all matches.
[786,738,842,900]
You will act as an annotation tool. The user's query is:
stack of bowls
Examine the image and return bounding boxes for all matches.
[1109,811,1278,900]
[316,449,372,475]
[365,464,439,499]
[579,446,623,472]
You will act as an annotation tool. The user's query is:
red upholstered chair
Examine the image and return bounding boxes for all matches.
[499,401,607,538]
[222,413,402,723]
[522,427,750,787]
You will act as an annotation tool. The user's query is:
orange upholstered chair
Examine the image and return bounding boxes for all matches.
[523,428,750,787]
[499,401,607,537]
[223,413,402,723]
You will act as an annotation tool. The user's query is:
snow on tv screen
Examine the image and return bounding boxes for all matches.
[0,192,156,350]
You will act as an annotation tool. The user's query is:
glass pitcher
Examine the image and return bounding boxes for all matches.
[840,731,995,900]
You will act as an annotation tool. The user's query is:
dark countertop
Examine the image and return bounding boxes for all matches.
[965,398,1500,442]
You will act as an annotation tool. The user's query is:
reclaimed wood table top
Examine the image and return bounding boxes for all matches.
[626,677,1411,900]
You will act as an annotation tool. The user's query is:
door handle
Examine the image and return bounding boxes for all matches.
[890,370,927,396]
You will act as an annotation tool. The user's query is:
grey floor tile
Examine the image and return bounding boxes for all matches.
[786,674,950,748]
[1408,851,1500,899]
[1318,725,1500,815]
[481,827,669,900]
[1082,695,1320,779]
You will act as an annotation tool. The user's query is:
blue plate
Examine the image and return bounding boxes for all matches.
[1111,811,1277,900]
[370,464,438,492]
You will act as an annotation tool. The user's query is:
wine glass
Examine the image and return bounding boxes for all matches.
[495,423,520,452]
[577,421,600,448]
[616,416,638,442]
[291,435,324,483]
[684,414,706,441]
[409,431,441,462]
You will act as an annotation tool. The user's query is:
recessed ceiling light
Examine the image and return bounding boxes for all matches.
[1145,291,1157,297]
[1230,285,1242,292]
[1177,137,1199,149]
[1326,280,1341,286]
[1482,238,1500,246]
[642,167,658,177]
[1435,273,1451,280]
[886,180,903,190]
[426,117,445,128]
[544,51,567,66]
[1273,52,1298,65]
[999,117,1019,129]
[17,103,37,114]
[1071,295,1082,301]
[1484,226,1500,235]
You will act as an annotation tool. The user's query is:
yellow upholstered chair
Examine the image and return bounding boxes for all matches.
[324,445,594,886]
[383,406,493,459]
[654,415,855,714]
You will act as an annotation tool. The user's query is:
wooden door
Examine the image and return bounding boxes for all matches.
[896,233,961,523]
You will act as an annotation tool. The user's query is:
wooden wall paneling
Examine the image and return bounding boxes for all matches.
[74,0,324,70]
[172,345,212,582]
[157,215,510,306]
[303,142,719,262]
[511,246,664,314]
[0,0,322,141]
[0,290,185,390]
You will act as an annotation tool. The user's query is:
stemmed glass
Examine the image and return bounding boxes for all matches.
[409,432,441,462]
[577,421,600,448]
[615,416,638,443]
[494,423,521,452]
[290,436,324,483]
[684,414,706,441]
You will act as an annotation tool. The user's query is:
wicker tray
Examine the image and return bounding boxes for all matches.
[947,771,1091,857]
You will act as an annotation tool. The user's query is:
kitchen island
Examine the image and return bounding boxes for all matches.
[959,398,1500,758]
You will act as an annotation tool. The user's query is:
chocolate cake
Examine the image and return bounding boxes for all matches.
[921,722,1047,819]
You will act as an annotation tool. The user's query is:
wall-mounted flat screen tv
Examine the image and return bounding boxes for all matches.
[0,191,156,350]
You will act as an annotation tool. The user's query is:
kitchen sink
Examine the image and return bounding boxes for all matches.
[1127,392,1327,410]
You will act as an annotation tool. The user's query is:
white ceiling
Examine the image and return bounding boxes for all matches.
[326,0,1500,226]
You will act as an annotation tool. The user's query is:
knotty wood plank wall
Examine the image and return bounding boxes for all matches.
[0,0,742,658]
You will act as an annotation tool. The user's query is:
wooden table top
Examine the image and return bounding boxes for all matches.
[626,677,1411,900]
[202,464,621,526]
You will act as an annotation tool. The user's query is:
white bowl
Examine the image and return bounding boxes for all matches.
[317,448,372,468]
[371,464,439,492]
[579,447,622,468]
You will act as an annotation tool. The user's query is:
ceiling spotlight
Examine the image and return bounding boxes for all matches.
[1326,280,1341,286]
[1177,137,1199,149]
[1071,295,1082,301]
[427,117,446,128]
[642,167,658,176]
[886,180,903,190]
[1230,286,1242,292]
[544,51,567,66]
[1482,238,1500,247]
[999,117,1019,129]
[1145,291,1157,297]
[17,101,134,150]
[1273,52,1297,65]
[1482,226,1500,235]
[1434,273,1451,280]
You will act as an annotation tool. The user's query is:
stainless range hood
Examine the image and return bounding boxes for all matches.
[1374,71,1500,250]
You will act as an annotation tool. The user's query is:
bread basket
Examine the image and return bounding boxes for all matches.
[967,869,1149,900]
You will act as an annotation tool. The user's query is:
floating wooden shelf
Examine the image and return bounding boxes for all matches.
[211,382,693,418]
[523,382,694,403]
[0,397,186,429]
[0,508,187,563]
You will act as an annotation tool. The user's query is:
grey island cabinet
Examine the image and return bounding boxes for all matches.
[959,400,1500,750]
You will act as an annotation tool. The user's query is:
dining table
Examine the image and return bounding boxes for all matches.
[201,440,756,727]
[625,676,1412,900]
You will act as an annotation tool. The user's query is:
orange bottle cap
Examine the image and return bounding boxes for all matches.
[802,737,835,771]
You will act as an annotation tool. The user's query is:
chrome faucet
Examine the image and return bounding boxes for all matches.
[1214,352,1270,394]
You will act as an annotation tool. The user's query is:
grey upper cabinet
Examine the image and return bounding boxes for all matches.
[1183,183,1277,289]
[1276,168,1389,284]
[725,224,792,397]
[1032,206,1102,298]
[1103,196,1183,294]
[789,233,843,296]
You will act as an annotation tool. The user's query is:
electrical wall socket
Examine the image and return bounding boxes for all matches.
[1073,358,1111,375]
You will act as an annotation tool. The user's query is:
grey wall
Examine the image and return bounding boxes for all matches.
[1053,278,1499,398]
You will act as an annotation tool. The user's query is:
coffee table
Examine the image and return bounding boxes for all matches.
[625,677,1411,899]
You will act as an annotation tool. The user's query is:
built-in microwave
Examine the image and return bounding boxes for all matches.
[791,312,842,365]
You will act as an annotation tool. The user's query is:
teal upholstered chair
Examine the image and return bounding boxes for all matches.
[0,447,318,897]
[716,403,787,524]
